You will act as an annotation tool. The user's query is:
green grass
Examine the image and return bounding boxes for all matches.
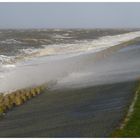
[111,82,140,137]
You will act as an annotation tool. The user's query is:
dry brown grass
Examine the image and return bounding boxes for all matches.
[0,85,46,117]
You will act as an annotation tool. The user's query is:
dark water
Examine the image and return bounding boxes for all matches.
[0,28,135,56]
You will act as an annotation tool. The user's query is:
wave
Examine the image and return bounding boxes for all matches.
[0,39,22,44]
[0,55,16,65]
[2,64,16,69]
[17,31,140,59]
[0,31,140,93]
[52,34,72,39]
[0,31,140,66]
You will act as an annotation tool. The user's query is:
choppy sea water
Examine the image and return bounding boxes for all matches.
[0,29,140,93]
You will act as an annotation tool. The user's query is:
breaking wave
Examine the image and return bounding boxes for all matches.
[23,31,140,57]
[0,31,140,65]
[15,31,140,58]
[1,31,140,93]
[0,39,22,44]
[0,55,16,65]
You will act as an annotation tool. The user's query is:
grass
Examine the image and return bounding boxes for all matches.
[111,81,140,137]
[0,85,46,118]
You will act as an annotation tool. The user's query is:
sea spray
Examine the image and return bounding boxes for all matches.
[0,84,47,118]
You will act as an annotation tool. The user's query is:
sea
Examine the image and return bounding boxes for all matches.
[0,28,140,93]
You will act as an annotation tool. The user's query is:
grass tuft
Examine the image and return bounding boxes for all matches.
[111,81,140,137]
[0,85,46,118]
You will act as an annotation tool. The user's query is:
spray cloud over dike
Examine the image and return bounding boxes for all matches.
[0,30,140,93]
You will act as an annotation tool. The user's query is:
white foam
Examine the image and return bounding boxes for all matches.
[52,34,72,39]
[0,55,16,64]
[0,39,22,44]
[0,31,140,66]
[2,64,16,68]
[0,75,4,79]
[24,31,140,58]
[19,48,39,55]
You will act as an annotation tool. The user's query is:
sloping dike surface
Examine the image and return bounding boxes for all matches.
[0,81,136,137]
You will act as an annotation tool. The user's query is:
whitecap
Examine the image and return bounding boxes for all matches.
[0,39,22,44]
[0,55,16,64]
[2,64,16,68]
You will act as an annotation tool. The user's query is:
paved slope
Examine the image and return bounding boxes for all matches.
[0,81,136,137]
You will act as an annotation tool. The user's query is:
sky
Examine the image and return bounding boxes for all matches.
[0,3,140,28]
